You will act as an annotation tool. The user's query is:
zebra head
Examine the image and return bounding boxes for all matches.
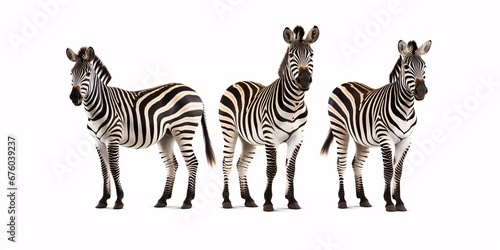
[281,25,319,91]
[398,40,432,101]
[66,47,96,106]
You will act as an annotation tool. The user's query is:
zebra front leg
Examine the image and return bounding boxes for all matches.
[108,142,124,209]
[263,146,278,212]
[353,144,371,207]
[393,139,411,211]
[285,140,303,209]
[237,141,257,207]
[155,135,179,208]
[95,142,111,208]
[380,142,395,212]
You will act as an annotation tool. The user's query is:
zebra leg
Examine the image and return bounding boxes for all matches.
[285,140,303,209]
[95,142,111,208]
[393,139,411,211]
[334,132,350,209]
[237,141,257,207]
[107,142,124,209]
[155,135,179,208]
[380,142,396,212]
[353,144,371,207]
[221,130,237,208]
[263,146,278,211]
[176,138,198,209]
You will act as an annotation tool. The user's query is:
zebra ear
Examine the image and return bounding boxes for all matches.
[398,40,409,56]
[416,40,432,56]
[66,48,78,62]
[305,26,319,44]
[283,27,295,44]
[85,47,95,62]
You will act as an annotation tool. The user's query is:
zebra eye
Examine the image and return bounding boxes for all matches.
[404,65,410,70]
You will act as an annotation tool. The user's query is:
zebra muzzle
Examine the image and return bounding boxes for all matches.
[414,79,427,101]
[70,86,82,106]
[297,68,312,91]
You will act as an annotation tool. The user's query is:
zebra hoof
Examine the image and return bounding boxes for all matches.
[181,202,192,209]
[95,201,107,209]
[245,200,258,207]
[338,202,348,209]
[113,202,124,209]
[396,204,407,211]
[288,202,301,210]
[360,200,372,207]
[154,200,167,208]
[385,204,396,212]
[222,201,233,209]
[263,204,274,212]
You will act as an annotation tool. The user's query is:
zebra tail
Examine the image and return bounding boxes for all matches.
[201,110,217,167]
[320,128,334,156]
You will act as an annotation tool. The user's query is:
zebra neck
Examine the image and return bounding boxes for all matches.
[390,78,415,118]
[83,75,112,121]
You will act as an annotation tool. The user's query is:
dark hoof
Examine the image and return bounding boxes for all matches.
[263,204,274,212]
[154,200,167,208]
[385,204,396,212]
[222,201,233,209]
[181,202,192,209]
[244,200,258,207]
[360,200,372,207]
[396,204,407,211]
[338,201,348,209]
[95,201,107,209]
[288,202,301,210]
[113,202,124,209]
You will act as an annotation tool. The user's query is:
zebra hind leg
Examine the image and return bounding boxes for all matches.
[353,144,371,207]
[221,129,237,208]
[335,133,350,209]
[178,140,199,209]
[237,141,257,207]
[155,135,179,208]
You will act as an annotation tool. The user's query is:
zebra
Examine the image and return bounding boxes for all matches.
[219,25,319,211]
[66,46,216,209]
[320,40,432,212]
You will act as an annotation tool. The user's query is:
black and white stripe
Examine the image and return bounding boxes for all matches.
[219,26,319,211]
[66,47,216,209]
[321,40,431,211]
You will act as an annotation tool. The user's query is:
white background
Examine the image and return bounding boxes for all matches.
[1,0,499,249]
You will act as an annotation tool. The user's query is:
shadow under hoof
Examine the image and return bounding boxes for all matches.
[113,202,124,209]
[338,202,348,209]
[288,202,301,209]
[385,204,396,212]
[360,200,372,207]
[181,203,192,209]
[263,204,274,212]
[154,201,167,208]
[245,200,258,207]
[396,204,407,211]
[222,201,233,209]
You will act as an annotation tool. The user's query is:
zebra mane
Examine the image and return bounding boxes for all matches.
[278,47,290,78]
[293,26,305,42]
[389,55,402,83]
[407,40,418,54]
[77,47,112,85]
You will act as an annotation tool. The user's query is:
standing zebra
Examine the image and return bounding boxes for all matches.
[66,47,216,209]
[219,25,319,211]
[321,40,432,211]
